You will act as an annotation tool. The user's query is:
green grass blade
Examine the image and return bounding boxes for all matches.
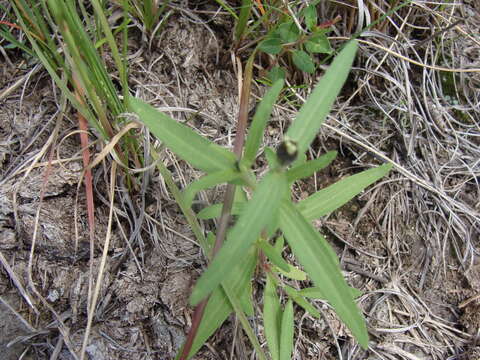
[213,0,238,19]
[279,299,294,360]
[298,163,392,221]
[183,170,241,207]
[286,41,358,156]
[0,26,34,56]
[190,171,288,305]
[286,150,337,183]
[128,96,237,173]
[263,274,281,360]
[279,201,369,348]
[235,0,252,41]
[11,2,98,134]
[243,79,284,166]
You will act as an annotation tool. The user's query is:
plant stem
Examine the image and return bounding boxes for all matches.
[179,53,258,360]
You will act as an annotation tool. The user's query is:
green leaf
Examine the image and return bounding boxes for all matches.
[183,169,241,207]
[292,50,315,74]
[197,202,239,219]
[279,299,294,360]
[235,0,252,41]
[286,40,358,157]
[128,96,237,173]
[0,27,34,56]
[268,66,286,83]
[190,171,288,305]
[259,37,283,54]
[274,264,307,281]
[298,163,392,220]
[305,32,332,54]
[278,22,300,43]
[274,235,285,252]
[299,286,363,300]
[197,187,247,219]
[244,79,284,166]
[264,147,280,169]
[286,151,337,182]
[270,236,306,279]
[187,246,258,359]
[264,274,281,360]
[258,240,290,272]
[303,5,317,31]
[283,285,321,318]
[279,201,369,348]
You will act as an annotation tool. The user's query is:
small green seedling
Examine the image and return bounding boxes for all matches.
[129,40,392,359]
[258,4,334,74]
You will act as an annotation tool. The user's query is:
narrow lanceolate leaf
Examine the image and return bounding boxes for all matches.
[264,274,281,360]
[283,285,321,318]
[258,240,290,272]
[286,151,337,183]
[197,187,247,219]
[128,96,236,173]
[279,299,294,360]
[186,246,258,359]
[197,202,244,219]
[244,79,284,166]
[274,264,307,281]
[298,163,392,221]
[183,169,241,207]
[286,40,358,157]
[299,286,363,300]
[190,171,288,305]
[279,202,369,348]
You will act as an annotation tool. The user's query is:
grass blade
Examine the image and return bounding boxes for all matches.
[264,274,281,360]
[190,171,288,305]
[235,0,252,41]
[279,202,369,348]
[128,96,237,173]
[286,41,358,156]
[298,163,392,220]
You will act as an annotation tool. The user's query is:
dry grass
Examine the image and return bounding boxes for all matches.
[0,0,479,359]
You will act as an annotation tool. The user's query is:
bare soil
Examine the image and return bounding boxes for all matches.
[1,2,479,359]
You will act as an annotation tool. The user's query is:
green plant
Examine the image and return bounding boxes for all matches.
[257,4,336,74]
[208,0,339,77]
[117,0,171,35]
[128,40,392,359]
